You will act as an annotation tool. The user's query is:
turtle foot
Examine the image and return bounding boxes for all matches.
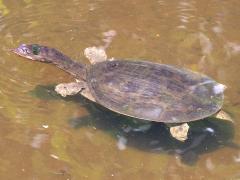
[55,82,85,97]
[84,46,107,64]
[169,123,189,142]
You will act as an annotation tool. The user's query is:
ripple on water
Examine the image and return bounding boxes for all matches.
[177,0,196,28]
[0,56,57,121]
[0,1,91,46]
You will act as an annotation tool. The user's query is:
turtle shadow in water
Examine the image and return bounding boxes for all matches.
[69,106,237,165]
[31,84,238,165]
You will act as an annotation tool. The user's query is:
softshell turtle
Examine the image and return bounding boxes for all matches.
[12,44,227,141]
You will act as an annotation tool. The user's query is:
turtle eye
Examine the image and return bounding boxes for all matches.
[32,44,40,55]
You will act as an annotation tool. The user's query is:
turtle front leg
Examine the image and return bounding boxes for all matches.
[84,46,114,64]
[55,82,85,97]
[55,81,95,102]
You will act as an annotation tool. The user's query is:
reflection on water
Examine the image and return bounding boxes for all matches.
[71,100,237,165]
[0,0,240,179]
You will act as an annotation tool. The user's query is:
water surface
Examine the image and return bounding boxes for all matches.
[0,0,240,179]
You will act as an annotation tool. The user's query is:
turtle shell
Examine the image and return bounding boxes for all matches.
[87,60,224,123]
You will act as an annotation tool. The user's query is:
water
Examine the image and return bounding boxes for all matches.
[0,0,240,179]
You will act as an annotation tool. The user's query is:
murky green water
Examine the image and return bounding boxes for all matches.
[0,0,240,179]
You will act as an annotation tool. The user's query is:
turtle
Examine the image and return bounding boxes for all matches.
[12,44,228,141]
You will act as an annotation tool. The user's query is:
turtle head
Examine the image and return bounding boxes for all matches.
[12,44,64,63]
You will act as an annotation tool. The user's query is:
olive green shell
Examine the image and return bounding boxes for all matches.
[87,60,224,123]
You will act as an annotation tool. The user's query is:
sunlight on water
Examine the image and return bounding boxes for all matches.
[0,0,239,179]
[177,0,196,29]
